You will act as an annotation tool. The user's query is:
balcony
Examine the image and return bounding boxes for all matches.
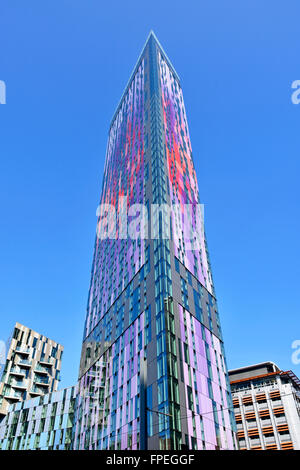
[271,399,282,407]
[34,376,50,387]
[15,346,30,355]
[34,364,50,375]
[30,386,44,396]
[249,437,261,447]
[264,435,277,445]
[260,419,272,427]
[9,378,27,390]
[9,367,26,377]
[244,404,254,412]
[257,401,268,410]
[247,421,258,429]
[279,434,291,443]
[39,356,55,366]
[3,390,24,400]
[276,416,287,424]
[17,359,32,368]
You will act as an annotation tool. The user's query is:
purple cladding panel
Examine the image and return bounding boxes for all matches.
[178,304,234,449]
[158,51,214,295]
[85,60,145,338]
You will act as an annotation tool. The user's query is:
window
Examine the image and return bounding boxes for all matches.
[13,328,20,340]
[187,386,193,410]
[193,289,203,322]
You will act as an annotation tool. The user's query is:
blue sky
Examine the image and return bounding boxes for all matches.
[0,1,299,389]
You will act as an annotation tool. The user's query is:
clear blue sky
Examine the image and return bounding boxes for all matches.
[0,1,299,389]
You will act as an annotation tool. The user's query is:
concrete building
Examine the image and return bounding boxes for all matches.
[229,362,300,450]
[0,386,76,450]
[0,322,63,418]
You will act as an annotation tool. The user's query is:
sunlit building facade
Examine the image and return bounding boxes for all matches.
[0,386,76,450]
[0,323,63,419]
[73,32,236,450]
[230,362,300,450]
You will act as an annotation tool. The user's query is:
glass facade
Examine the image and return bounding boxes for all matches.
[74,32,236,450]
[0,386,76,450]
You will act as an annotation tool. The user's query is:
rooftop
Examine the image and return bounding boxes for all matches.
[109,30,180,130]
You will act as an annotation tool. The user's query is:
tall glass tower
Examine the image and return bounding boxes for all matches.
[73,32,236,451]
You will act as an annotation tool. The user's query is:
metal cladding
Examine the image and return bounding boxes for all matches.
[74,32,236,450]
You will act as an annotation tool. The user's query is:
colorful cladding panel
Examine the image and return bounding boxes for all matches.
[158,52,214,295]
[84,61,145,338]
[0,387,76,450]
[178,304,234,450]
[74,312,146,450]
[76,36,236,451]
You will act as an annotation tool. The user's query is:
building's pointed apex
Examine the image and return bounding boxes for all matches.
[110,30,179,126]
[146,31,180,82]
[145,30,157,44]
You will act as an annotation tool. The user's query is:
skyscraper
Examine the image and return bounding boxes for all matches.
[73,32,236,450]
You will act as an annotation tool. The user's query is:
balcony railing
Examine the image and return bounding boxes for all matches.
[276,416,287,424]
[257,401,268,408]
[280,434,291,442]
[15,346,30,355]
[9,379,27,389]
[247,422,258,429]
[10,367,26,376]
[249,437,261,446]
[17,359,32,367]
[260,419,272,427]
[34,364,50,374]
[3,390,24,400]
[30,386,44,395]
[39,356,55,366]
[34,376,50,386]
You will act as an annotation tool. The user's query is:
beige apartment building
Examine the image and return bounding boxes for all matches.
[229,362,300,450]
[0,322,63,418]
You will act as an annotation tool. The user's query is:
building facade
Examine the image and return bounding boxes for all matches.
[229,362,300,450]
[73,32,236,450]
[0,386,76,450]
[0,322,63,418]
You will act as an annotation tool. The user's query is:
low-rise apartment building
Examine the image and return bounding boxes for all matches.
[229,362,300,450]
[0,322,63,417]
